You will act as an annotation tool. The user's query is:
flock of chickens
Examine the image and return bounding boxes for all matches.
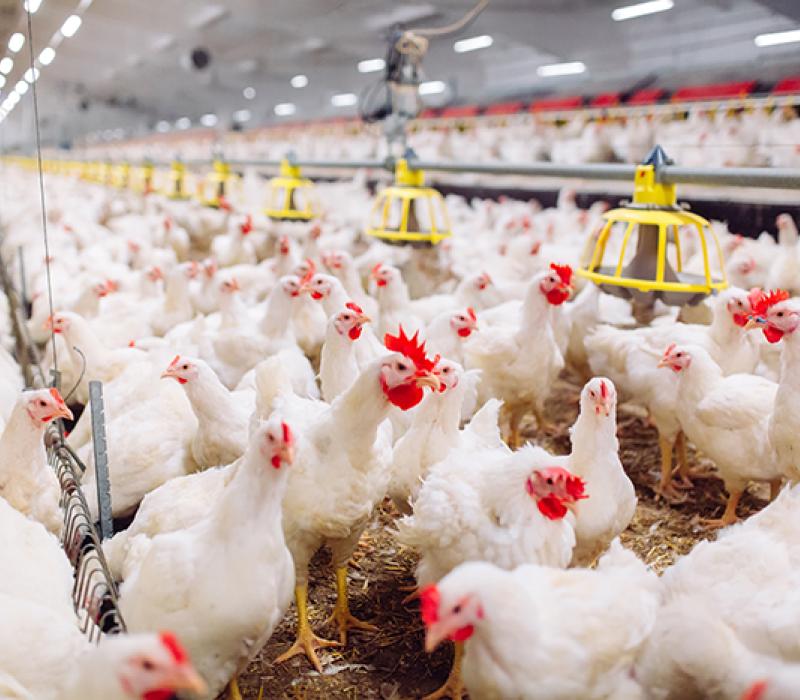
[79,103,800,169]
[0,166,799,700]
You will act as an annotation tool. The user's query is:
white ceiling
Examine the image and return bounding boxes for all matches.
[0,0,798,148]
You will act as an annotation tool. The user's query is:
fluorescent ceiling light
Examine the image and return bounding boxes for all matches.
[233,108,251,122]
[8,33,24,53]
[0,58,13,75]
[200,113,218,127]
[358,58,385,73]
[612,0,673,21]
[419,80,446,95]
[23,0,42,13]
[175,117,191,129]
[0,76,6,89]
[39,47,56,65]
[453,34,493,53]
[331,92,357,107]
[755,29,800,47]
[112,128,125,139]
[24,68,39,83]
[189,4,229,29]
[274,102,296,116]
[60,15,82,38]
[155,120,170,132]
[291,74,308,88]
[152,34,175,52]
[243,86,256,99]
[537,61,586,77]
[15,80,28,95]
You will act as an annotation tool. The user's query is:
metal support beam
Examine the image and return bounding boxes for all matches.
[89,380,113,541]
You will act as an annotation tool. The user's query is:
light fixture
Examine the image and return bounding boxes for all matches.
[39,47,56,65]
[243,86,256,99]
[175,117,191,129]
[156,120,171,132]
[23,0,42,13]
[233,108,251,122]
[755,29,800,47]
[358,58,385,73]
[537,61,587,77]
[453,34,493,53]
[0,58,13,75]
[0,76,6,89]
[24,68,40,83]
[419,80,446,95]
[612,0,673,21]
[15,80,28,95]
[60,14,82,39]
[291,74,308,88]
[8,33,25,53]
[200,113,218,127]
[152,34,176,52]
[274,102,296,116]
[331,92,357,107]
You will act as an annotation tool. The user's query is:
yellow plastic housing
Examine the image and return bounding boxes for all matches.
[198,160,239,208]
[110,163,130,189]
[578,207,728,294]
[265,160,315,221]
[365,159,452,246]
[164,161,192,200]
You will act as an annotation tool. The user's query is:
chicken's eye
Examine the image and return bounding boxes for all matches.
[38,400,47,407]
[396,362,408,372]
[453,604,462,614]
[589,391,596,399]
[442,367,451,374]
[777,312,785,317]
[141,660,155,671]
[546,477,554,485]
[676,352,683,358]
[182,364,189,370]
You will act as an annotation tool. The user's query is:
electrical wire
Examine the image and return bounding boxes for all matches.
[411,0,490,37]
[25,5,58,379]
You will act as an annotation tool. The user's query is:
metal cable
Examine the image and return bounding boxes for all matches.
[25,6,58,377]
[411,0,490,37]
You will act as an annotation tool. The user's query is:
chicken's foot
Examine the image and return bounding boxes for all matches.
[325,566,378,646]
[423,641,464,700]
[702,489,743,528]
[655,435,687,503]
[274,583,339,673]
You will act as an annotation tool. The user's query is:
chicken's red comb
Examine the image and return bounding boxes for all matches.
[49,387,66,407]
[746,287,763,310]
[751,289,790,316]
[345,301,364,314]
[741,680,768,700]
[530,240,542,255]
[663,343,677,357]
[240,214,253,234]
[550,263,573,286]
[168,355,181,369]
[370,262,384,279]
[467,307,477,322]
[600,380,608,399]
[105,279,119,292]
[419,584,440,626]
[282,421,293,444]
[299,259,317,286]
[565,473,588,501]
[159,631,188,664]
[163,217,172,231]
[384,326,436,373]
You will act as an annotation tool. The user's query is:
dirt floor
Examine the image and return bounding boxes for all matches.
[233,372,770,700]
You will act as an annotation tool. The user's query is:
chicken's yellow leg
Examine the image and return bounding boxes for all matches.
[656,435,685,502]
[227,677,242,700]
[703,489,743,528]
[275,583,339,672]
[325,566,377,645]
[423,641,465,700]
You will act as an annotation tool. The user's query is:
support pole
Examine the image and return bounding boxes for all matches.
[89,380,113,540]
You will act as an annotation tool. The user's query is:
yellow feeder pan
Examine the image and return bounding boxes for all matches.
[365,158,452,247]
[577,146,727,308]
[164,160,192,200]
[110,163,130,189]
[198,159,239,209]
[131,162,155,194]
[265,159,315,221]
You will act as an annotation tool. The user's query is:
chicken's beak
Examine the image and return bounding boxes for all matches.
[424,622,449,653]
[595,400,612,418]
[279,443,295,466]
[744,317,763,331]
[656,357,671,369]
[160,368,178,381]
[565,499,581,515]
[56,404,74,421]
[165,665,207,695]
[357,314,372,325]
[415,373,441,391]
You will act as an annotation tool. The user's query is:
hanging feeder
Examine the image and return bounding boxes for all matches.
[131,162,155,194]
[110,162,130,189]
[164,160,192,200]
[577,145,727,309]
[365,157,452,247]
[264,159,316,221]
[198,159,239,209]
